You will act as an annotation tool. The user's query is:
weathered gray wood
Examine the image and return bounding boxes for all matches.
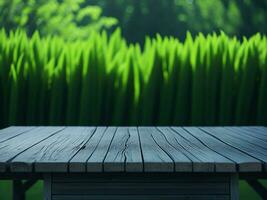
[150,127,192,172]
[0,126,266,173]
[170,127,235,172]
[156,127,211,172]
[230,126,267,140]
[230,174,239,200]
[69,127,107,172]
[104,127,143,172]
[202,127,267,170]
[0,126,35,143]
[87,127,117,172]
[245,126,267,134]
[222,127,267,150]
[184,127,262,172]
[138,127,173,172]
[172,127,236,172]
[240,127,267,139]
[0,127,64,172]
[11,127,96,172]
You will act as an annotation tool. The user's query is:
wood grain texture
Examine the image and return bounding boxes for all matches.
[202,127,267,171]
[86,127,117,172]
[0,127,64,172]
[0,126,265,173]
[69,127,107,172]
[152,127,192,172]
[11,127,96,172]
[184,127,262,172]
[138,127,174,172]
[228,127,267,141]
[104,127,143,172]
[167,127,234,172]
[222,127,267,150]
[0,126,35,143]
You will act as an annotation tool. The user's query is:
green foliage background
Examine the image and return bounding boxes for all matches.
[0,0,117,40]
[0,29,266,128]
[1,0,266,43]
[91,0,267,43]
[0,1,267,199]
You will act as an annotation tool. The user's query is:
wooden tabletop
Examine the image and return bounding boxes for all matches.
[0,126,266,173]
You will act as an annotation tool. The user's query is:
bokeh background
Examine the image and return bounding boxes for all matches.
[0,0,267,199]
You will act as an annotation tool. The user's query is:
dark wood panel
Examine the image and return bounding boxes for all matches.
[51,173,232,200]
[52,195,230,200]
[52,173,230,183]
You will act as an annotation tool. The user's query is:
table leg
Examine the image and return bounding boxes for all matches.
[44,174,52,200]
[12,179,38,200]
[230,173,239,200]
[13,180,25,200]
[247,180,267,199]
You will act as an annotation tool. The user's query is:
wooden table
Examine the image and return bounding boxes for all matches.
[0,126,267,200]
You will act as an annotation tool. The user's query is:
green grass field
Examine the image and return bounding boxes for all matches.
[0,180,266,199]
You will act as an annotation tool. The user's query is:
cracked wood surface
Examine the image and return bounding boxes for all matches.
[0,126,266,173]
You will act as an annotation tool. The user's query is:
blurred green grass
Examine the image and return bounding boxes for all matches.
[0,180,266,199]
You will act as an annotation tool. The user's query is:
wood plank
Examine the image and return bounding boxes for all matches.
[157,127,212,172]
[52,173,229,183]
[150,127,192,172]
[0,127,64,172]
[222,127,267,150]
[171,127,235,172]
[248,126,267,133]
[104,127,143,172]
[184,127,262,172]
[138,127,173,172]
[230,174,239,200]
[125,127,143,172]
[0,126,35,143]
[52,182,229,195]
[226,127,267,141]
[87,127,117,172]
[202,127,267,170]
[51,174,230,195]
[10,127,96,172]
[69,127,107,172]
[51,173,231,200]
[209,127,267,153]
[242,127,267,137]
[44,174,52,200]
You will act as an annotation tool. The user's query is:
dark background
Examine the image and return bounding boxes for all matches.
[1,0,266,43]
